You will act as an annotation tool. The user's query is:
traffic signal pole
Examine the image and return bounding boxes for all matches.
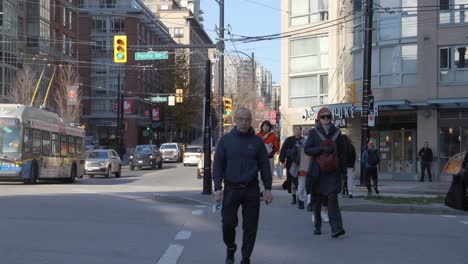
[360,0,374,185]
[217,0,225,142]
[202,60,212,195]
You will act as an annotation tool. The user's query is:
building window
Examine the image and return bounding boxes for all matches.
[111,18,125,33]
[439,46,468,83]
[439,0,468,24]
[353,44,417,88]
[160,4,169,10]
[290,0,328,27]
[92,16,107,33]
[63,34,67,54]
[289,35,329,108]
[174,27,184,37]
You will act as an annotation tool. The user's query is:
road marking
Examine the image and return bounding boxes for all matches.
[460,221,468,225]
[441,215,457,218]
[71,188,97,194]
[175,230,192,240]
[192,209,203,215]
[195,205,207,208]
[156,244,184,264]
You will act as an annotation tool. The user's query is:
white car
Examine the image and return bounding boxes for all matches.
[160,143,183,162]
[85,149,121,178]
[183,146,203,166]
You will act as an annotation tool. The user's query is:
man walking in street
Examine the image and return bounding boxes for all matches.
[213,107,273,264]
[418,141,434,182]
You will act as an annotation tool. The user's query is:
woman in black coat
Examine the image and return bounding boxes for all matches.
[304,107,346,238]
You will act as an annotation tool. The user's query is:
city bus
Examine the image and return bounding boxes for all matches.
[0,104,85,184]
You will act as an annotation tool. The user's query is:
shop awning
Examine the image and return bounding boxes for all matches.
[428,98,468,108]
[375,100,414,110]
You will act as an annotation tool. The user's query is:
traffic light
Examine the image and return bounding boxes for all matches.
[223,97,232,117]
[114,35,127,63]
[345,83,356,104]
[176,89,183,103]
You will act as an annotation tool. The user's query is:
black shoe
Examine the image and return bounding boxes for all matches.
[240,258,250,264]
[332,228,346,238]
[367,189,372,196]
[419,179,424,182]
[348,194,353,199]
[374,187,379,194]
[298,200,305,210]
[307,203,313,211]
[226,244,236,264]
[314,227,322,235]
[291,195,297,205]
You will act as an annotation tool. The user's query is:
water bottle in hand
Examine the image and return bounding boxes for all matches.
[212,200,222,213]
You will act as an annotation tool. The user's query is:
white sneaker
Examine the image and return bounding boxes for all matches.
[321,210,329,223]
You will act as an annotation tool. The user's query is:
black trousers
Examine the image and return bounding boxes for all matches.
[313,193,343,232]
[420,161,432,181]
[365,167,378,191]
[222,181,260,260]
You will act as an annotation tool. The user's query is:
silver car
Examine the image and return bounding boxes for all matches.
[85,149,121,178]
[160,143,183,162]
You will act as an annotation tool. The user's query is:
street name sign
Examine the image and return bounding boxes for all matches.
[135,51,169,61]
[150,96,168,103]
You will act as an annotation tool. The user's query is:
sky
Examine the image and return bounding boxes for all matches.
[200,0,282,84]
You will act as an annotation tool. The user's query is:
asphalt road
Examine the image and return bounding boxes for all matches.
[0,163,467,264]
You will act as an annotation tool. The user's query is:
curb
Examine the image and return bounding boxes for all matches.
[340,203,468,215]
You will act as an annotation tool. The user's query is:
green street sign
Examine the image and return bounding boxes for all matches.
[150,96,168,103]
[135,51,169,61]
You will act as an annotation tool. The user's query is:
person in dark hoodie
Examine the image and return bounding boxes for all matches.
[213,107,273,264]
[279,125,303,205]
[305,107,346,238]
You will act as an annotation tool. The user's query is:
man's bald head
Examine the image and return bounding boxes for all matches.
[234,107,252,133]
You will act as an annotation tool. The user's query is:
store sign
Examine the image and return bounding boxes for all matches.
[302,104,356,128]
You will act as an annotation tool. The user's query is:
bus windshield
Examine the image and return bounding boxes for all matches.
[0,127,20,154]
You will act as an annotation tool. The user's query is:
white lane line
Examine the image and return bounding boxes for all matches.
[441,215,457,218]
[156,244,184,264]
[175,230,192,240]
[192,209,204,215]
[460,221,468,225]
[71,188,97,194]
[195,205,207,208]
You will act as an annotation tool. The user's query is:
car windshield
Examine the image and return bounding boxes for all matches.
[0,126,20,154]
[87,151,109,159]
[160,144,177,149]
[186,147,202,153]
[136,146,153,153]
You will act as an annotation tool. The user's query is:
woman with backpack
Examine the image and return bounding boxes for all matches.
[304,107,346,238]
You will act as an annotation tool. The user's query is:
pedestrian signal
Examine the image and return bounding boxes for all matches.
[114,35,127,63]
[223,97,232,117]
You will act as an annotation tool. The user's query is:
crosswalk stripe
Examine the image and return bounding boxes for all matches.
[156,244,184,264]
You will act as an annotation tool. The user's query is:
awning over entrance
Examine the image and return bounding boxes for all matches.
[428,98,468,108]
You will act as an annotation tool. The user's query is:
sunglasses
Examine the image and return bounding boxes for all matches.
[320,114,332,120]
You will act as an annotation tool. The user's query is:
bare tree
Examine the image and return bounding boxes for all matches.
[6,65,42,107]
[54,64,82,124]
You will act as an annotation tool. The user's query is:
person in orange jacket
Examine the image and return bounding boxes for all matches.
[257,120,280,196]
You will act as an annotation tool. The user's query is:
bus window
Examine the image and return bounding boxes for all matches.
[23,128,31,153]
[60,134,67,156]
[42,131,51,156]
[76,137,82,154]
[51,133,60,156]
[68,136,75,154]
[32,129,42,154]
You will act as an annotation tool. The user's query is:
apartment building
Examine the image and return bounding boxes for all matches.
[77,0,175,150]
[281,0,468,181]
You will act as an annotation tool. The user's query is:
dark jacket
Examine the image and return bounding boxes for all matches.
[418,147,433,162]
[362,147,380,168]
[346,142,357,168]
[212,126,272,192]
[304,124,347,195]
[279,135,303,171]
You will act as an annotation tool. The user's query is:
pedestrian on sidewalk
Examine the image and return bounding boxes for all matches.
[257,120,280,196]
[213,107,273,264]
[342,135,356,198]
[290,129,311,210]
[362,140,380,195]
[304,107,346,238]
[418,141,434,182]
[279,125,303,205]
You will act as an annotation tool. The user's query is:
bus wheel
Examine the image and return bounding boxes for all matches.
[65,166,77,183]
[23,162,38,185]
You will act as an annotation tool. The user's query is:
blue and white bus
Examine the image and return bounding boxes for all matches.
[0,104,85,184]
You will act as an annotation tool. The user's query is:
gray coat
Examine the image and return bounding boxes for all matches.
[304,124,347,195]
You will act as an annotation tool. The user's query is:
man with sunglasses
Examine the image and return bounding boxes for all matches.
[213,107,273,264]
[304,107,347,238]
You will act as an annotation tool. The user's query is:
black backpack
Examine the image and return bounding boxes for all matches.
[367,149,379,166]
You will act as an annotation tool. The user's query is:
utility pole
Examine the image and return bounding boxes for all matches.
[116,68,122,157]
[360,0,374,185]
[217,0,225,141]
[203,60,212,195]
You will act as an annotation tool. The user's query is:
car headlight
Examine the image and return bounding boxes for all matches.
[149,155,154,159]
[129,155,133,159]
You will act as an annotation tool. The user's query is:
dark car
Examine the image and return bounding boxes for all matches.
[129,145,163,170]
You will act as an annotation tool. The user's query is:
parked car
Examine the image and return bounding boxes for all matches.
[129,145,163,170]
[85,149,121,178]
[183,145,203,166]
[160,143,183,162]
[197,150,215,179]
